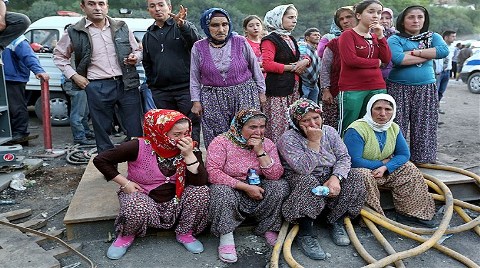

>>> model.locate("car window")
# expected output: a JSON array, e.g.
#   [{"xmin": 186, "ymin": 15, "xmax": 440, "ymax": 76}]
[
  {"xmin": 133, "ymin": 31, "xmax": 146, "ymax": 43},
  {"xmin": 24, "ymin": 29, "xmax": 59, "ymax": 53}
]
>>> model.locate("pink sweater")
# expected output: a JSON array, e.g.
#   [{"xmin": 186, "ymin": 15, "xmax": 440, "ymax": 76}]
[{"xmin": 206, "ymin": 136, "xmax": 284, "ymax": 188}]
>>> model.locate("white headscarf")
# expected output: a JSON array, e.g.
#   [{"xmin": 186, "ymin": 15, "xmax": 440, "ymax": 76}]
[
  {"xmin": 264, "ymin": 4, "xmax": 296, "ymax": 36},
  {"xmin": 361, "ymin": 94, "xmax": 397, "ymax": 132}
]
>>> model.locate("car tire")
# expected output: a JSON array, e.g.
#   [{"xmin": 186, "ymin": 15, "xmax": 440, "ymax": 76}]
[
  {"xmin": 467, "ymin": 72, "xmax": 480, "ymax": 94},
  {"xmin": 34, "ymin": 92, "xmax": 70, "ymax": 126}
]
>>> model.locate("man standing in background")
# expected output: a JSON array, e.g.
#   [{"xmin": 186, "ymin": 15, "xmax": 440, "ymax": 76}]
[
  {"xmin": 434, "ymin": 30, "xmax": 456, "ymax": 114},
  {"xmin": 142, "ymin": 0, "xmax": 201, "ymax": 143},
  {"xmin": 0, "ymin": 0, "xmax": 30, "ymax": 54},
  {"xmin": 300, "ymin": 28, "xmax": 321, "ymax": 102}
]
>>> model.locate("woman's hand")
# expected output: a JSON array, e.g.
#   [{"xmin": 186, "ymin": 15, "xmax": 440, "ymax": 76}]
[
  {"xmin": 177, "ymin": 137, "xmax": 194, "ymax": 157},
  {"xmin": 122, "ymin": 181, "xmax": 143, "ymax": 194},
  {"xmin": 259, "ymin": 93, "xmax": 267, "ymax": 107},
  {"xmin": 300, "ymin": 125, "xmax": 323, "ymax": 143},
  {"xmin": 369, "ymin": 21, "xmax": 384, "ymax": 39},
  {"xmin": 245, "ymin": 184, "xmax": 265, "ymax": 200},
  {"xmin": 292, "ymin": 59, "xmax": 309, "ymax": 75},
  {"xmin": 191, "ymin": 101, "xmax": 203, "ymax": 116},
  {"xmin": 247, "ymin": 134, "xmax": 264, "ymax": 155},
  {"xmin": 372, "ymin": 166, "xmax": 388, "ymax": 178},
  {"xmin": 322, "ymin": 88, "xmax": 333, "ymax": 105},
  {"xmin": 382, "ymin": 155, "xmax": 392, "ymax": 165},
  {"xmin": 324, "ymin": 175, "xmax": 341, "ymax": 197}
]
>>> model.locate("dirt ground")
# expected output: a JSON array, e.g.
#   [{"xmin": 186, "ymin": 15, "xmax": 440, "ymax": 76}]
[{"xmin": 0, "ymin": 79, "xmax": 479, "ymax": 267}]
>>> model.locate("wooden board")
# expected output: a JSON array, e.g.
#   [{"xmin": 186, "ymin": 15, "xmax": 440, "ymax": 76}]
[{"xmin": 419, "ymin": 167, "xmax": 476, "ymax": 185}]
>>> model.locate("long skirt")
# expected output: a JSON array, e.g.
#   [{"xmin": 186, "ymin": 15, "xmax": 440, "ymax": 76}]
[
  {"xmin": 359, "ymin": 161, "xmax": 435, "ymax": 220},
  {"xmin": 321, "ymin": 96, "xmax": 339, "ymax": 131},
  {"xmin": 200, "ymin": 80, "xmax": 260, "ymax": 148},
  {"xmin": 114, "ymin": 185, "xmax": 210, "ymax": 237},
  {"xmin": 263, "ymin": 82, "xmax": 300, "ymax": 144},
  {"xmin": 282, "ymin": 168, "xmax": 366, "ymax": 224},
  {"xmin": 387, "ymin": 82, "xmax": 438, "ymax": 163},
  {"xmin": 209, "ymin": 179, "xmax": 289, "ymax": 237}
]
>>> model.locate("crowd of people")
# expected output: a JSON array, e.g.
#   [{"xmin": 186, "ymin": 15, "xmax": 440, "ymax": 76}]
[{"xmin": 3, "ymin": 0, "xmax": 461, "ymax": 264}]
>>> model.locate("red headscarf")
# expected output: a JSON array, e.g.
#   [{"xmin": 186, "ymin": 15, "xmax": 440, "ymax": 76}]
[{"xmin": 143, "ymin": 109, "xmax": 195, "ymax": 201}]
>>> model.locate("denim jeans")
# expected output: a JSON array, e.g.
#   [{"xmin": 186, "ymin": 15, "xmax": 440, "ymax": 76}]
[
  {"xmin": 301, "ymin": 83, "xmax": 320, "ymax": 103},
  {"xmin": 66, "ymin": 86, "xmax": 91, "ymax": 141},
  {"xmin": 436, "ymin": 70, "xmax": 450, "ymax": 101}
]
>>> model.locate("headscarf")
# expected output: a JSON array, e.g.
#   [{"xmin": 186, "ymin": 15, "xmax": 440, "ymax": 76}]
[
  {"xmin": 287, "ymin": 98, "xmax": 323, "ymax": 133},
  {"xmin": 200, "ymin": 8, "xmax": 233, "ymax": 45},
  {"xmin": 396, "ymin": 6, "xmax": 433, "ymax": 49},
  {"xmin": 264, "ymin": 4, "xmax": 296, "ymax": 36},
  {"xmin": 360, "ymin": 94, "xmax": 397, "ymax": 132},
  {"xmin": 382, "ymin": 7, "xmax": 397, "ymax": 39},
  {"xmin": 329, "ymin": 20, "xmax": 342, "ymax": 37},
  {"xmin": 223, "ymin": 109, "xmax": 268, "ymax": 149},
  {"xmin": 143, "ymin": 109, "xmax": 196, "ymax": 200}
]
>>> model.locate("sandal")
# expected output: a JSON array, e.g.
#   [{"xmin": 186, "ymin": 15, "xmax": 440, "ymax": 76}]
[{"xmin": 218, "ymin": 244, "xmax": 237, "ymax": 263}]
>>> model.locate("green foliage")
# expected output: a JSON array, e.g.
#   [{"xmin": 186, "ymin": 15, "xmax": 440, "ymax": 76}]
[{"xmin": 25, "ymin": 1, "xmax": 60, "ymax": 22}]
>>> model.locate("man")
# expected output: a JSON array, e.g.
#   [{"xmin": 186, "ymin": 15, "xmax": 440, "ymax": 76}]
[
  {"xmin": 54, "ymin": 0, "xmax": 143, "ymax": 153},
  {"xmin": 434, "ymin": 30, "xmax": 456, "ymax": 111},
  {"xmin": 0, "ymin": 0, "xmax": 30, "ymax": 54},
  {"xmin": 456, "ymin": 43, "xmax": 473, "ymax": 81},
  {"xmin": 142, "ymin": 0, "xmax": 201, "ymax": 142},
  {"xmin": 300, "ymin": 27, "xmax": 321, "ymax": 102},
  {"xmin": 3, "ymin": 35, "xmax": 49, "ymax": 145}
]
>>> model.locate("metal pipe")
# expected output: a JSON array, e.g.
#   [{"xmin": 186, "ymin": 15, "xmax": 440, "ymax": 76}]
[{"xmin": 40, "ymin": 79, "xmax": 52, "ymax": 150}]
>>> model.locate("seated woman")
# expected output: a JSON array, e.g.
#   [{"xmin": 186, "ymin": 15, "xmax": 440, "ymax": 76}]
[
  {"xmin": 343, "ymin": 94, "xmax": 436, "ymax": 227},
  {"xmin": 93, "ymin": 109, "xmax": 210, "ymax": 260},
  {"xmin": 207, "ymin": 109, "xmax": 288, "ymax": 263},
  {"xmin": 277, "ymin": 99, "xmax": 366, "ymax": 261}
]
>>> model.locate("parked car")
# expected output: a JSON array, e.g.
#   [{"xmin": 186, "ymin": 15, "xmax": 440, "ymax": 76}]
[
  {"xmin": 460, "ymin": 51, "xmax": 480, "ymax": 94},
  {"xmin": 24, "ymin": 16, "xmax": 153, "ymax": 126}
]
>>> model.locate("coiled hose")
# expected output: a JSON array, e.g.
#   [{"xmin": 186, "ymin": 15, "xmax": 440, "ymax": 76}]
[{"xmin": 66, "ymin": 144, "xmax": 97, "ymax": 165}]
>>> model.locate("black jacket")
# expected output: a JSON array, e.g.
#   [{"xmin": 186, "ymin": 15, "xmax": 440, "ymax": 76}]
[{"xmin": 142, "ymin": 18, "xmax": 201, "ymax": 91}]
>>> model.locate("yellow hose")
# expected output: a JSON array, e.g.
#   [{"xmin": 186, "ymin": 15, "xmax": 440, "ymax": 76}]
[
  {"xmin": 344, "ymin": 217, "xmax": 378, "ymax": 264},
  {"xmin": 270, "ymin": 221, "xmax": 290, "ymax": 268},
  {"xmin": 282, "ymin": 224, "xmax": 303, "ymax": 268}
]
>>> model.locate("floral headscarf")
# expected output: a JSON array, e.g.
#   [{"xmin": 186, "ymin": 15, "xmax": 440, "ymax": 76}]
[
  {"xmin": 287, "ymin": 98, "xmax": 323, "ymax": 133},
  {"xmin": 396, "ymin": 6, "xmax": 433, "ymax": 49},
  {"xmin": 360, "ymin": 94, "xmax": 397, "ymax": 132},
  {"xmin": 223, "ymin": 109, "xmax": 268, "ymax": 149},
  {"xmin": 143, "ymin": 109, "xmax": 195, "ymax": 200},
  {"xmin": 264, "ymin": 4, "xmax": 296, "ymax": 36},
  {"xmin": 200, "ymin": 8, "xmax": 233, "ymax": 45}
]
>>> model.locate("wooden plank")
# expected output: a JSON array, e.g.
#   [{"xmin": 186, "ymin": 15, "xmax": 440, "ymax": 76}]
[
  {"xmin": 419, "ymin": 168, "xmax": 475, "ymax": 185},
  {"xmin": 0, "ymin": 208, "xmax": 32, "ymax": 221},
  {"xmin": 28, "ymin": 229, "xmax": 65, "ymax": 243},
  {"xmin": 47, "ymin": 242, "xmax": 82, "ymax": 259},
  {"xmin": 17, "ymin": 218, "xmax": 47, "ymax": 229}
]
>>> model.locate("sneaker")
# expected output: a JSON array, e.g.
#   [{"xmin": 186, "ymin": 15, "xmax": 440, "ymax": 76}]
[
  {"xmin": 74, "ymin": 139, "xmax": 96, "ymax": 145},
  {"xmin": 107, "ymin": 235, "xmax": 134, "ymax": 260},
  {"xmin": 396, "ymin": 213, "xmax": 438, "ymax": 228},
  {"xmin": 330, "ymin": 221, "xmax": 350, "ymax": 246},
  {"xmin": 176, "ymin": 233, "xmax": 204, "ymax": 254},
  {"xmin": 296, "ymin": 235, "xmax": 326, "ymax": 260}
]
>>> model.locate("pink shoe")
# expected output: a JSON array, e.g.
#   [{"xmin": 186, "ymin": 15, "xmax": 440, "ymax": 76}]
[
  {"xmin": 107, "ymin": 235, "xmax": 135, "ymax": 260},
  {"xmin": 218, "ymin": 244, "xmax": 237, "ymax": 263},
  {"xmin": 265, "ymin": 231, "xmax": 278, "ymax": 246},
  {"xmin": 176, "ymin": 232, "xmax": 204, "ymax": 254}
]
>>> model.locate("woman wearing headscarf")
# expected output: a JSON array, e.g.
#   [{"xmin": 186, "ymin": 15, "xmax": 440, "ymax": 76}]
[
  {"xmin": 277, "ymin": 99, "xmax": 366, "ymax": 260},
  {"xmin": 207, "ymin": 109, "xmax": 288, "ymax": 263},
  {"xmin": 93, "ymin": 109, "xmax": 210, "ymax": 260},
  {"xmin": 261, "ymin": 4, "xmax": 308, "ymax": 143},
  {"xmin": 379, "ymin": 7, "xmax": 397, "ymax": 80},
  {"xmin": 190, "ymin": 8, "xmax": 266, "ymax": 148},
  {"xmin": 387, "ymin": 5, "xmax": 448, "ymax": 164},
  {"xmin": 343, "ymin": 94, "xmax": 436, "ymax": 227},
  {"xmin": 319, "ymin": 6, "xmax": 356, "ymax": 130}
]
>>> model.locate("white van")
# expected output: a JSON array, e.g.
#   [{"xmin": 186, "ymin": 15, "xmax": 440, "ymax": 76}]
[{"xmin": 24, "ymin": 16, "xmax": 154, "ymax": 125}]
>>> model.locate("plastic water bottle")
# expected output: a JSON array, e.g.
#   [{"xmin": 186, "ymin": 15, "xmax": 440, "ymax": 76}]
[
  {"xmin": 312, "ymin": 186, "xmax": 330, "ymax": 196},
  {"xmin": 246, "ymin": 168, "xmax": 261, "ymax": 186}
]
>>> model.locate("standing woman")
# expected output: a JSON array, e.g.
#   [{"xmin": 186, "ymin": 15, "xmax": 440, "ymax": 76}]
[
  {"xmin": 387, "ymin": 6, "xmax": 448, "ymax": 163},
  {"xmin": 261, "ymin": 4, "xmax": 309, "ymax": 143},
  {"xmin": 243, "ymin": 15, "xmax": 264, "ymax": 64},
  {"xmin": 337, "ymin": 0, "xmax": 392, "ymax": 135},
  {"xmin": 190, "ymin": 8, "xmax": 266, "ymax": 148}
]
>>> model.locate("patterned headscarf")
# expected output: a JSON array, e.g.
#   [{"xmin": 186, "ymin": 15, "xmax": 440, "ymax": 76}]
[
  {"xmin": 360, "ymin": 94, "xmax": 397, "ymax": 132},
  {"xmin": 200, "ymin": 8, "xmax": 233, "ymax": 45},
  {"xmin": 264, "ymin": 4, "xmax": 297, "ymax": 36},
  {"xmin": 287, "ymin": 98, "xmax": 323, "ymax": 132},
  {"xmin": 143, "ymin": 109, "xmax": 195, "ymax": 200},
  {"xmin": 396, "ymin": 6, "xmax": 433, "ymax": 49},
  {"xmin": 223, "ymin": 109, "xmax": 268, "ymax": 149}
]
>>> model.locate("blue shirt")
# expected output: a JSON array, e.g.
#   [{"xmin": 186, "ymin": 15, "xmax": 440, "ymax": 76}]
[
  {"xmin": 344, "ymin": 127, "xmax": 410, "ymax": 174},
  {"xmin": 2, "ymin": 36, "xmax": 45, "ymax": 83},
  {"xmin": 387, "ymin": 32, "xmax": 449, "ymax": 85}
]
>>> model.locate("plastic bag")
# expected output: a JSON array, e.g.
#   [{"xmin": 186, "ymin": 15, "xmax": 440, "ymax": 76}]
[{"xmin": 10, "ymin": 173, "xmax": 27, "ymax": 191}]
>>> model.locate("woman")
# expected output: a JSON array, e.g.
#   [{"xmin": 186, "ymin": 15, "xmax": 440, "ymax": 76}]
[
  {"xmin": 277, "ymin": 99, "xmax": 366, "ymax": 260},
  {"xmin": 207, "ymin": 109, "xmax": 288, "ymax": 263},
  {"xmin": 338, "ymin": 0, "xmax": 392, "ymax": 135},
  {"xmin": 320, "ymin": 6, "xmax": 356, "ymax": 130},
  {"xmin": 343, "ymin": 94, "xmax": 436, "ymax": 227},
  {"xmin": 379, "ymin": 7, "xmax": 397, "ymax": 80},
  {"xmin": 190, "ymin": 8, "xmax": 266, "ymax": 148},
  {"xmin": 243, "ymin": 15, "xmax": 264, "ymax": 63},
  {"xmin": 387, "ymin": 5, "xmax": 448, "ymax": 163},
  {"xmin": 93, "ymin": 109, "xmax": 209, "ymax": 260},
  {"xmin": 261, "ymin": 4, "xmax": 309, "ymax": 143}
]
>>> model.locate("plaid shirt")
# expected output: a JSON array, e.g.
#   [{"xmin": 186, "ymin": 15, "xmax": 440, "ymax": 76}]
[{"xmin": 301, "ymin": 43, "xmax": 321, "ymax": 87}]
